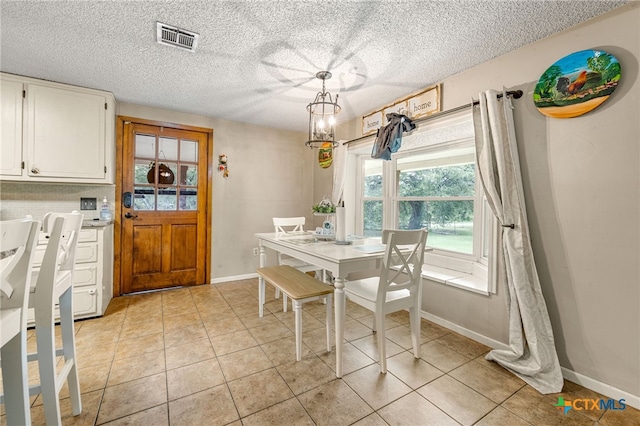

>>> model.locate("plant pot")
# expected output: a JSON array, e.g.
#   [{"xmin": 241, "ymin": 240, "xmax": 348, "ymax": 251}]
[{"xmin": 147, "ymin": 162, "xmax": 175, "ymax": 185}]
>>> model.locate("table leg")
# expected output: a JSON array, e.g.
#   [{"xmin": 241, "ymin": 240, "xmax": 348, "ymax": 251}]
[
  {"xmin": 334, "ymin": 276, "xmax": 346, "ymax": 378},
  {"xmin": 326, "ymin": 293, "xmax": 333, "ymax": 353}
]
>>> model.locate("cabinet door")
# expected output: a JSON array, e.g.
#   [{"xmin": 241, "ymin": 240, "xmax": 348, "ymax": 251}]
[
  {"xmin": 26, "ymin": 84, "xmax": 106, "ymax": 179},
  {"xmin": 73, "ymin": 287, "xmax": 98, "ymax": 318},
  {"xmin": 1, "ymin": 78, "xmax": 24, "ymax": 176}
]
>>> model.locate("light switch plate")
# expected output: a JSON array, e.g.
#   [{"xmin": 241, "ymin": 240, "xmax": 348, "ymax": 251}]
[{"xmin": 81, "ymin": 197, "xmax": 97, "ymax": 210}]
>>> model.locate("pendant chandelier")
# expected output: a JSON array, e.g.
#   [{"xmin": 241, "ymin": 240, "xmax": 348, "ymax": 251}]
[{"xmin": 306, "ymin": 71, "xmax": 341, "ymax": 148}]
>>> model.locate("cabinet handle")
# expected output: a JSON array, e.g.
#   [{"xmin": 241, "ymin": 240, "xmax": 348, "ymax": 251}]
[{"xmin": 31, "ymin": 167, "xmax": 40, "ymax": 174}]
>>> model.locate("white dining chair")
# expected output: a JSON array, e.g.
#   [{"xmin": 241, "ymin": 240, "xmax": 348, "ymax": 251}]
[
  {"xmin": 27, "ymin": 211, "xmax": 84, "ymax": 425},
  {"xmin": 344, "ymin": 228, "xmax": 427, "ymax": 373},
  {"xmin": 272, "ymin": 217, "xmax": 326, "ymax": 311},
  {"xmin": 1, "ymin": 218, "xmax": 40, "ymax": 426}
]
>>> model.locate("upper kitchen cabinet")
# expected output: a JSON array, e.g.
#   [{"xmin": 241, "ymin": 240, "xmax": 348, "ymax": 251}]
[
  {"xmin": 0, "ymin": 73, "xmax": 116, "ymax": 184},
  {"xmin": 0, "ymin": 77, "xmax": 23, "ymax": 176}
]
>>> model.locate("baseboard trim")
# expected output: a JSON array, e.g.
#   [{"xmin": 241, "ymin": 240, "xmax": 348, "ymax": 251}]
[
  {"xmin": 421, "ymin": 310, "xmax": 639, "ymax": 410},
  {"xmin": 210, "ymin": 273, "xmax": 258, "ymax": 284},
  {"xmin": 560, "ymin": 367, "xmax": 640, "ymax": 410},
  {"xmin": 420, "ymin": 310, "xmax": 511, "ymax": 352}
]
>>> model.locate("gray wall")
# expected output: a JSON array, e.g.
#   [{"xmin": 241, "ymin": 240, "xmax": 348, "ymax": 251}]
[{"xmin": 327, "ymin": 3, "xmax": 639, "ymax": 403}]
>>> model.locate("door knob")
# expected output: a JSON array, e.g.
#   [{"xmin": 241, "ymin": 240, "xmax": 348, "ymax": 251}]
[
  {"xmin": 124, "ymin": 212, "xmax": 138, "ymax": 219},
  {"xmin": 31, "ymin": 167, "xmax": 40, "ymax": 174}
]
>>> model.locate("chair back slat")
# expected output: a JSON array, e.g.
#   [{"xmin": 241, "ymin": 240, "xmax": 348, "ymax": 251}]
[
  {"xmin": 377, "ymin": 229, "xmax": 428, "ymax": 301},
  {"xmin": 42, "ymin": 211, "xmax": 83, "ymax": 272},
  {"xmin": 1, "ymin": 218, "xmax": 40, "ymax": 309},
  {"xmin": 273, "ymin": 217, "xmax": 306, "ymax": 236},
  {"xmin": 34, "ymin": 212, "xmax": 83, "ymax": 308}
]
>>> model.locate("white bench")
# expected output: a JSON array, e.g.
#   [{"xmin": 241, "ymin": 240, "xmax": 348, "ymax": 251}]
[{"xmin": 257, "ymin": 265, "xmax": 333, "ymax": 361}]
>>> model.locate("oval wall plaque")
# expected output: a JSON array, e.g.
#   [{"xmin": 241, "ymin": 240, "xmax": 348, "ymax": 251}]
[{"xmin": 533, "ymin": 49, "xmax": 620, "ymax": 118}]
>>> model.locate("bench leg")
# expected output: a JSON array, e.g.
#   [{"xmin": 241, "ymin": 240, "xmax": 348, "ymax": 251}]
[
  {"xmin": 325, "ymin": 294, "xmax": 333, "ymax": 353},
  {"xmin": 258, "ymin": 276, "xmax": 265, "ymax": 317},
  {"xmin": 293, "ymin": 300, "xmax": 302, "ymax": 361}
]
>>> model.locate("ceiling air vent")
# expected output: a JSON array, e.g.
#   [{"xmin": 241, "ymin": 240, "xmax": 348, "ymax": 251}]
[{"xmin": 156, "ymin": 22, "xmax": 199, "ymax": 52}]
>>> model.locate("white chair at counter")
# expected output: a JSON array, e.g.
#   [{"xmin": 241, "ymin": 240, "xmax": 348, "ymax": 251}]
[
  {"xmin": 0, "ymin": 218, "xmax": 40, "ymax": 426},
  {"xmin": 344, "ymin": 228, "xmax": 427, "ymax": 373},
  {"xmin": 28, "ymin": 211, "xmax": 83, "ymax": 425},
  {"xmin": 273, "ymin": 217, "xmax": 326, "ymax": 311}
]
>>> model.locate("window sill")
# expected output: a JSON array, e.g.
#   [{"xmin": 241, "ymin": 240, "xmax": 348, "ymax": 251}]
[{"xmin": 421, "ymin": 264, "xmax": 490, "ymax": 296}]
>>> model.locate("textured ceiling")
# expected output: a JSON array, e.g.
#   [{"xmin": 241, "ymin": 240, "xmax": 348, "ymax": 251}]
[{"xmin": 0, "ymin": 0, "xmax": 629, "ymax": 133}]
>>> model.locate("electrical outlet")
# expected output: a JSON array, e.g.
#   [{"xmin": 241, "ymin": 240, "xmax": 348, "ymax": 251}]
[
  {"xmin": 80, "ymin": 197, "xmax": 97, "ymax": 210},
  {"xmin": 253, "ymin": 247, "xmax": 259, "ymax": 256}
]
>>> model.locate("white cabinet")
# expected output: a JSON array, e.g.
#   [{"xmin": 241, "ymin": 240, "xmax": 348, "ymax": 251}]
[
  {"xmin": 0, "ymin": 72, "xmax": 115, "ymax": 184},
  {"xmin": 0, "ymin": 78, "xmax": 23, "ymax": 176},
  {"xmin": 27, "ymin": 224, "xmax": 114, "ymax": 326}
]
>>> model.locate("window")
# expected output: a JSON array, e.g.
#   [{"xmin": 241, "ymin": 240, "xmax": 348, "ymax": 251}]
[
  {"xmin": 133, "ymin": 134, "xmax": 199, "ymax": 211},
  {"xmin": 359, "ymin": 158, "xmax": 384, "ymax": 237},
  {"xmin": 394, "ymin": 143, "xmax": 478, "ymax": 256},
  {"xmin": 351, "ymin": 119, "xmax": 496, "ymax": 295}
]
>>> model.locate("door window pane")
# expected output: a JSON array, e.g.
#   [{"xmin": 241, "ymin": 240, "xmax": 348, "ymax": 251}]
[
  {"xmin": 135, "ymin": 134, "xmax": 155, "ymax": 159},
  {"xmin": 134, "ymin": 160, "xmax": 153, "ymax": 185},
  {"xmin": 159, "ymin": 137, "xmax": 178, "ymax": 161},
  {"xmin": 158, "ymin": 188, "xmax": 177, "ymax": 210},
  {"xmin": 178, "ymin": 164, "xmax": 197, "ymax": 186},
  {"xmin": 134, "ymin": 186, "xmax": 155, "ymax": 210},
  {"xmin": 181, "ymin": 139, "xmax": 198, "ymax": 162},
  {"xmin": 179, "ymin": 188, "xmax": 198, "ymax": 210}
]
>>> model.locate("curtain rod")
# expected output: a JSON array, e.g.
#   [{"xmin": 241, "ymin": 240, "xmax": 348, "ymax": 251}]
[{"xmin": 343, "ymin": 89, "xmax": 523, "ymax": 145}]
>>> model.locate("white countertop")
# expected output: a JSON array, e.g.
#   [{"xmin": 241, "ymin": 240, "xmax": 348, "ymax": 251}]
[{"xmin": 82, "ymin": 219, "xmax": 114, "ymax": 228}]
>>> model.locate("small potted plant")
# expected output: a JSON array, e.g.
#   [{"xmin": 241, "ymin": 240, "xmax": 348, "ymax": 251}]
[{"xmin": 312, "ymin": 195, "xmax": 335, "ymax": 214}]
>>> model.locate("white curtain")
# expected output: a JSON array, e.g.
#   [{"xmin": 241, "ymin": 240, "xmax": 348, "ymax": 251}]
[
  {"xmin": 473, "ymin": 89, "xmax": 563, "ymax": 394},
  {"xmin": 331, "ymin": 141, "xmax": 348, "ymax": 206}
]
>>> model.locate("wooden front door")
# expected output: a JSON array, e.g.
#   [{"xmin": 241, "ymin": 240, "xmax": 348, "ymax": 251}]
[{"xmin": 118, "ymin": 118, "xmax": 211, "ymax": 294}]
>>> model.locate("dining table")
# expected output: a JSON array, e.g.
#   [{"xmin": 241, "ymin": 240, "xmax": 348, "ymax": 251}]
[{"xmin": 256, "ymin": 231, "xmax": 388, "ymax": 378}]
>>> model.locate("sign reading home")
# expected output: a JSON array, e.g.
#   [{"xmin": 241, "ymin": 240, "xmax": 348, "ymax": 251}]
[
  {"xmin": 407, "ymin": 85, "xmax": 440, "ymax": 119},
  {"xmin": 361, "ymin": 84, "xmax": 441, "ymax": 136},
  {"xmin": 362, "ymin": 110, "xmax": 383, "ymax": 136}
]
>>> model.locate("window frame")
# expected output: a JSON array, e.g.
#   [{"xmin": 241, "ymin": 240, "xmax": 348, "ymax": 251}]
[{"xmin": 349, "ymin": 115, "xmax": 497, "ymax": 295}]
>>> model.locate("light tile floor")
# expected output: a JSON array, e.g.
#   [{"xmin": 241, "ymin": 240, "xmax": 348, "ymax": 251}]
[{"xmin": 1, "ymin": 278, "xmax": 638, "ymax": 425}]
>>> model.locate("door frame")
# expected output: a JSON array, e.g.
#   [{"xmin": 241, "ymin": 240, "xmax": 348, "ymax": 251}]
[{"xmin": 114, "ymin": 115, "xmax": 213, "ymax": 296}]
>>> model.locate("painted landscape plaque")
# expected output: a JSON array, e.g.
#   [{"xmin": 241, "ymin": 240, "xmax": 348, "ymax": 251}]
[{"xmin": 533, "ymin": 49, "xmax": 620, "ymax": 118}]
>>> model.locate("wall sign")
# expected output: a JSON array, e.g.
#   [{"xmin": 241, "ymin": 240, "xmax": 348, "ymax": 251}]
[
  {"xmin": 361, "ymin": 84, "xmax": 441, "ymax": 135},
  {"xmin": 362, "ymin": 111, "xmax": 383, "ymax": 136},
  {"xmin": 383, "ymin": 101, "xmax": 408, "ymax": 125},
  {"xmin": 408, "ymin": 85, "xmax": 440, "ymax": 119}
]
